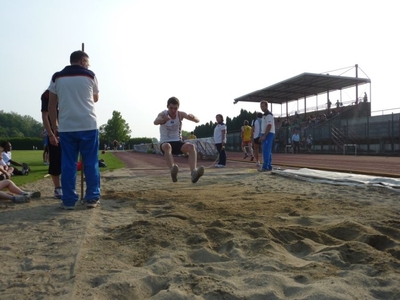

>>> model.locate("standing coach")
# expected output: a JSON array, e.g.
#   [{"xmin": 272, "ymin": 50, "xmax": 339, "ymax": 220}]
[{"xmin": 48, "ymin": 50, "xmax": 100, "ymax": 210}]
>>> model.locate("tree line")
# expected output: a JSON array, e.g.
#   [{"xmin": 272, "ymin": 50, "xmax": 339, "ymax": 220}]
[
  {"xmin": 193, "ymin": 109, "xmax": 258, "ymax": 138},
  {"xmin": 0, "ymin": 111, "xmax": 43, "ymax": 138}
]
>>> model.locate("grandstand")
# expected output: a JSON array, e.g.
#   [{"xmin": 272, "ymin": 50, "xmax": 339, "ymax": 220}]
[{"xmin": 233, "ymin": 65, "xmax": 399, "ymax": 156}]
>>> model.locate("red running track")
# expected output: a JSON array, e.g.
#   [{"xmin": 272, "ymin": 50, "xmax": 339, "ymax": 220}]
[{"xmin": 112, "ymin": 151, "xmax": 400, "ymax": 178}]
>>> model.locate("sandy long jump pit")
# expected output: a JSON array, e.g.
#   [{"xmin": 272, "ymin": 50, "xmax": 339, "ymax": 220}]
[{"xmin": 0, "ymin": 156, "xmax": 399, "ymax": 299}]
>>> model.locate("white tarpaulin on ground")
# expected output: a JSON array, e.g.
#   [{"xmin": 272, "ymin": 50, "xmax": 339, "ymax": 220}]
[{"xmin": 273, "ymin": 168, "xmax": 400, "ymax": 192}]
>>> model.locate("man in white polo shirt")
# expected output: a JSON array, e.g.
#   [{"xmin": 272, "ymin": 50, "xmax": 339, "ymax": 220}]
[
  {"xmin": 259, "ymin": 100, "xmax": 275, "ymax": 172},
  {"xmin": 48, "ymin": 50, "xmax": 100, "ymax": 210}
]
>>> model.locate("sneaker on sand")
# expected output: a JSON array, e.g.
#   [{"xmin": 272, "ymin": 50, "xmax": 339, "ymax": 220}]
[
  {"xmin": 170, "ymin": 164, "xmax": 179, "ymax": 182},
  {"xmin": 60, "ymin": 202, "xmax": 75, "ymax": 210},
  {"xmin": 86, "ymin": 200, "xmax": 100, "ymax": 209},
  {"xmin": 23, "ymin": 191, "xmax": 41, "ymax": 199},
  {"xmin": 215, "ymin": 164, "xmax": 225, "ymax": 168},
  {"xmin": 251, "ymin": 156, "xmax": 254, "ymax": 161},
  {"xmin": 243, "ymin": 153, "xmax": 248, "ymax": 159},
  {"xmin": 13, "ymin": 194, "xmax": 30, "ymax": 204},
  {"xmin": 54, "ymin": 187, "xmax": 63, "ymax": 199},
  {"xmin": 256, "ymin": 161, "xmax": 261, "ymax": 167},
  {"xmin": 191, "ymin": 166, "xmax": 205, "ymax": 183}
]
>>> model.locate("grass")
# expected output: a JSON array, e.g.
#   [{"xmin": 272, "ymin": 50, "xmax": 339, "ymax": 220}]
[{"xmin": 8, "ymin": 150, "xmax": 125, "ymax": 187}]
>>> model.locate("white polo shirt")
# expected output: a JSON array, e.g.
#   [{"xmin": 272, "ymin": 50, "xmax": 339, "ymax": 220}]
[
  {"xmin": 214, "ymin": 123, "xmax": 227, "ymax": 144},
  {"xmin": 261, "ymin": 111, "xmax": 275, "ymax": 134},
  {"xmin": 49, "ymin": 65, "xmax": 99, "ymax": 132}
]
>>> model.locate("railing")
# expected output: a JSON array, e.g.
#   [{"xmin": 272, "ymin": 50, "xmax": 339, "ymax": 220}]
[
  {"xmin": 371, "ymin": 107, "xmax": 400, "ymax": 116},
  {"xmin": 274, "ymin": 100, "xmax": 356, "ymax": 118},
  {"xmin": 331, "ymin": 125, "xmax": 345, "ymax": 151}
]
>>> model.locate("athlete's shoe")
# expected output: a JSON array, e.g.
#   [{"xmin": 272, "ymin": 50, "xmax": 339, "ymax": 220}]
[
  {"xmin": 215, "ymin": 164, "xmax": 226, "ymax": 168},
  {"xmin": 13, "ymin": 194, "xmax": 30, "ymax": 204},
  {"xmin": 23, "ymin": 191, "xmax": 41, "ymax": 199},
  {"xmin": 191, "ymin": 166, "xmax": 204, "ymax": 183},
  {"xmin": 86, "ymin": 200, "xmax": 100, "ymax": 209},
  {"xmin": 54, "ymin": 187, "xmax": 63, "ymax": 199},
  {"xmin": 170, "ymin": 164, "xmax": 179, "ymax": 182},
  {"xmin": 243, "ymin": 153, "xmax": 248, "ymax": 159},
  {"xmin": 250, "ymin": 156, "xmax": 254, "ymax": 161},
  {"xmin": 60, "ymin": 203, "xmax": 75, "ymax": 210}
]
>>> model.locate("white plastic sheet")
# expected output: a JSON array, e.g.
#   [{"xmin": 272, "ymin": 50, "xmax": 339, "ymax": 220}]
[{"xmin": 273, "ymin": 168, "xmax": 400, "ymax": 191}]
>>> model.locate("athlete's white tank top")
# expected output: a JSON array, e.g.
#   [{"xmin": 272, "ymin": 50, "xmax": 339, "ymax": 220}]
[{"xmin": 159, "ymin": 110, "xmax": 182, "ymax": 143}]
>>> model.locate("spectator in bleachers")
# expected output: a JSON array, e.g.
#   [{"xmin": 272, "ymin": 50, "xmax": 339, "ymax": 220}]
[
  {"xmin": 363, "ymin": 92, "xmax": 368, "ymax": 102},
  {"xmin": 291, "ymin": 129, "xmax": 300, "ymax": 154},
  {"xmin": 306, "ymin": 134, "xmax": 313, "ymax": 152},
  {"xmin": 300, "ymin": 137, "xmax": 306, "ymax": 152}
]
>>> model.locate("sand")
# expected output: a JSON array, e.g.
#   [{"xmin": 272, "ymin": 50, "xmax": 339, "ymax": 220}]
[{"xmin": 0, "ymin": 165, "xmax": 399, "ymax": 300}]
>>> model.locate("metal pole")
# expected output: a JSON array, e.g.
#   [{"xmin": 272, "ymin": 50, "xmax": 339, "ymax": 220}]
[
  {"xmin": 80, "ymin": 42, "xmax": 85, "ymax": 202},
  {"xmin": 355, "ymin": 64, "xmax": 359, "ymax": 103}
]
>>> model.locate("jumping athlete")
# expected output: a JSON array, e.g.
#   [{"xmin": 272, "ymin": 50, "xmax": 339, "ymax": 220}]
[{"xmin": 154, "ymin": 97, "xmax": 204, "ymax": 183}]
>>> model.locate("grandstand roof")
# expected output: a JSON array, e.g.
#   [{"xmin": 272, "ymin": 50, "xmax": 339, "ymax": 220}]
[{"xmin": 234, "ymin": 72, "xmax": 371, "ymax": 105}]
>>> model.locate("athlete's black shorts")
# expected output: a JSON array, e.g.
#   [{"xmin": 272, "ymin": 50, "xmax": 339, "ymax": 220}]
[
  {"xmin": 160, "ymin": 141, "xmax": 185, "ymax": 155},
  {"xmin": 254, "ymin": 137, "xmax": 261, "ymax": 145}
]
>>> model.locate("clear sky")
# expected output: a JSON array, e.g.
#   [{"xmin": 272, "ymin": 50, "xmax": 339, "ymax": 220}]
[{"xmin": 1, "ymin": 0, "xmax": 399, "ymax": 139}]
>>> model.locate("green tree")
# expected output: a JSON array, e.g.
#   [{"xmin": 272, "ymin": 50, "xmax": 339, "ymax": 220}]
[
  {"xmin": 0, "ymin": 111, "xmax": 43, "ymax": 138},
  {"xmin": 101, "ymin": 111, "xmax": 131, "ymax": 145}
]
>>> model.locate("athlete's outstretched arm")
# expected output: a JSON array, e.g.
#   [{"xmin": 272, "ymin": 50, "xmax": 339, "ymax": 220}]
[{"xmin": 180, "ymin": 111, "xmax": 199, "ymax": 123}]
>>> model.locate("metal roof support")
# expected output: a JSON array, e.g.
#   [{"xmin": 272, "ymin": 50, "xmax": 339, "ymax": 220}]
[
  {"xmin": 286, "ymin": 101, "xmax": 288, "ymax": 118},
  {"xmin": 327, "ymin": 90, "xmax": 331, "ymax": 114},
  {"xmin": 355, "ymin": 64, "xmax": 359, "ymax": 102}
]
